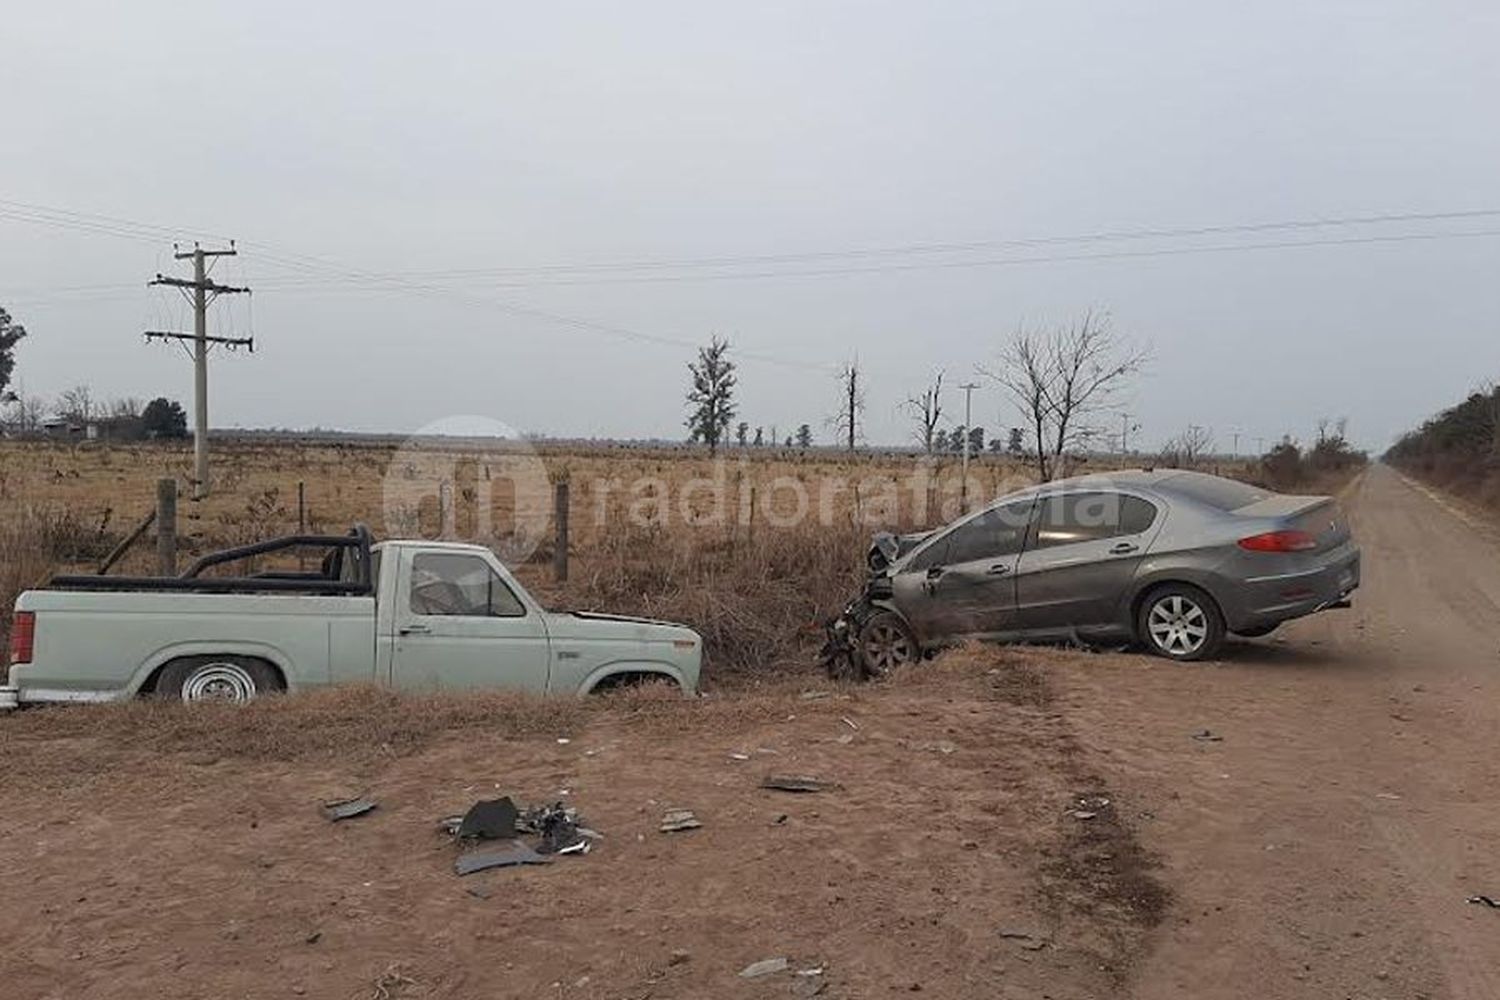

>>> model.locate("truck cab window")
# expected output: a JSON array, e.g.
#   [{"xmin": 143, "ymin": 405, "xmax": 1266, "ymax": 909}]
[{"xmin": 409, "ymin": 553, "xmax": 525, "ymax": 618}]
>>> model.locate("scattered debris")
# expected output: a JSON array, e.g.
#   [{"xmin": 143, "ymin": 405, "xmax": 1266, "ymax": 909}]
[
  {"xmin": 728, "ymin": 752, "xmax": 751, "ymax": 761},
  {"xmin": 668, "ymin": 949, "xmax": 691, "ymax": 966},
  {"xmin": 793, "ymin": 976, "xmax": 827, "ymax": 997},
  {"xmin": 456, "ymin": 797, "xmax": 519, "ymax": 840},
  {"xmin": 921, "ymin": 740, "xmax": 958, "ymax": 755},
  {"xmin": 1067, "ymin": 793, "xmax": 1111, "ymax": 820},
  {"xmin": 520, "ymin": 802, "xmax": 587, "ymax": 854},
  {"xmin": 1375, "ymin": 792, "xmax": 1402, "ymax": 801},
  {"xmin": 556, "ymin": 737, "xmax": 571, "ymax": 745},
  {"xmin": 836, "ymin": 733, "xmax": 855, "ymax": 745},
  {"xmin": 762, "ymin": 774, "xmax": 842, "ymax": 794},
  {"xmin": 771, "ymin": 813, "xmax": 789, "ymax": 826},
  {"xmin": 454, "ymin": 841, "xmax": 552, "ymax": 876},
  {"xmin": 371, "ymin": 963, "xmax": 417, "ymax": 1000},
  {"xmin": 660, "ymin": 809, "xmax": 702, "ymax": 833},
  {"xmin": 1191, "ymin": 729, "xmax": 1224, "ymax": 742},
  {"xmin": 1468, "ymin": 894, "xmax": 1500, "ymax": 908},
  {"xmin": 800, "ymin": 690, "xmax": 831, "ymax": 701},
  {"xmin": 320, "ymin": 795, "xmax": 377, "ymax": 823},
  {"xmin": 840, "ymin": 716, "xmax": 860, "ymax": 731},
  {"xmin": 304, "ymin": 930, "xmax": 322, "ymax": 945},
  {"xmin": 739, "ymin": 957, "xmax": 789, "ymax": 978},
  {"xmin": 465, "ymin": 886, "xmax": 493, "ymax": 900}
]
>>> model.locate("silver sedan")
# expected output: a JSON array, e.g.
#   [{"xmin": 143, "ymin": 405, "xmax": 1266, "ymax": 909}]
[{"xmin": 822, "ymin": 469, "xmax": 1360, "ymax": 676}]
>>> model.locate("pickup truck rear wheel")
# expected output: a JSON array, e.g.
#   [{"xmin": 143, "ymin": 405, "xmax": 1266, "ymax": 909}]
[{"xmin": 154, "ymin": 656, "xmax": 281, "ymax": 704}]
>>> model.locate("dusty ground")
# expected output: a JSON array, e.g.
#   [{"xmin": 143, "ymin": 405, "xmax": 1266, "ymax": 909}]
[
  {"xmin": 3, "ymin": 462, "xmax": 1499, "ymax": 999},
  {"xmin": 0, "ymin": 652, "xmax": 1165, "ymax": 1000}
]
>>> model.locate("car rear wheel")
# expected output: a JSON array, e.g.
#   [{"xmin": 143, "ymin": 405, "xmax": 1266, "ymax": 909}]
[
  {"xmin": 1138, "ymin": 585, "xmax": 1225, "ymax": 661},
  {"xmin": 154, "ymin": 656, "xmax": 281, "ymax": 704},
  {"xmin": 857, "ymin": 611, "xmax": 919, "ymax": 678}
]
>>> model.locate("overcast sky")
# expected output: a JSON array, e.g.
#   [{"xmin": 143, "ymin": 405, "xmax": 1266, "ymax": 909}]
[{"xmin": 3, "ymin": 1, "xmax": 1497, "ymax": 452}]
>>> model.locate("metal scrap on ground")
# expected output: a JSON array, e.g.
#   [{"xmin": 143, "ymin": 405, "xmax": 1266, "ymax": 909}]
[
  {"xmin": 738, "ymin": 957, "xmax": 789, "ymax": 978},
  {"xmin": 319, "ymin": 796, "xmax": 377, "ymax": 822},
  {"xmin": 761, "ymin": 774, "xmax": 842, "ymax": 793},
  {"xmin": 660, "ymin": 809, "xmax": 702, "ymax": 833}
]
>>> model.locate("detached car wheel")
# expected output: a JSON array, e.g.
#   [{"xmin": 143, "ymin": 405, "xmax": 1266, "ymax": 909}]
[
  {"xmin": 155, "ymin": 656, "xmax": 280, "ymax": 704},
  {"xmin": 858, "ymin": 611, "xmax": 919, "ymax": 678},
  {"xmin": 1138, "ymin": 585, "xmax": 1225, "ymax": 662}
]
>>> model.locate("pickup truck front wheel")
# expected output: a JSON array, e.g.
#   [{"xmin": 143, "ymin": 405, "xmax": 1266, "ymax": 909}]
[{"xmin": 154, "ymin": 656, "xmax": 282, "ymax": 704}]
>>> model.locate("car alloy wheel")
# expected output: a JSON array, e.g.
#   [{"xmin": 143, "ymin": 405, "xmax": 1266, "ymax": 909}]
[
  {"xmin": 1147, "ymin": 594, "xmax": 1209, "ymax": 657},
  {"xmin": 859, "ymin": 613, "xmax": 917, "ymax": 677}
]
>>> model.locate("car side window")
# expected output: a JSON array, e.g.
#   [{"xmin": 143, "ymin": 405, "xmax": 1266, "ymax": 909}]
[
  {"xmin": 1032, "ymin": 493, "xmax": 1158, "ymax": 549},
  {"xmin": 409, "ymin": 552, "xmax": 526, "ymax": 617},
  {"xmin": 916, "ymin": 500, "xmax": 1034, "ymax": 568}
]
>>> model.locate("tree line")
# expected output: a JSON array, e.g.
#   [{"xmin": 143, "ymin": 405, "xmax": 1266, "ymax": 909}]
[
  {"xmin": 683, "ymin": 312, "xmax": 1147, "ymax": 480},
  {"xmin": 0, "ymin": 305, "xmax": 189, "ymax": 439}
]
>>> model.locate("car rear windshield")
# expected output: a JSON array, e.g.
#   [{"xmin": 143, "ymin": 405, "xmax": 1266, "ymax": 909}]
[{"xmin": 1161, "ymin": 471, "xmax": 1273, "ymax": 511}]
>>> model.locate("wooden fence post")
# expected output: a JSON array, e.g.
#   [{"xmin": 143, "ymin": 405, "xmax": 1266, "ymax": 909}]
[
  {"xmin": 156, "ymin": 478, "xmax": 177, "ymax": 576},
  {"xmin": 553, "ymin": 481, "xmax": 570, "ymax": 582}
]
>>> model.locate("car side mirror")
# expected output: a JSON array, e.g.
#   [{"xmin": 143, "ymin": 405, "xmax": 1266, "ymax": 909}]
[{"xmin": 925, "ymin": 565, "xmax": 944, "ymax": 579}]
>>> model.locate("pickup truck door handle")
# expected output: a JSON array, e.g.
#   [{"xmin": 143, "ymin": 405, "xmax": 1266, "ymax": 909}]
[
  {"xmin": 986, "ymin": 563, "xmax": 1010, "ymax": 575},
  {"xmin": 1109, "ymin": 542, "xmax": 1140, "ymax": 555},
  {"xmin": 398, "ymin": 624, "xmax": 431, "ymax": 636}
]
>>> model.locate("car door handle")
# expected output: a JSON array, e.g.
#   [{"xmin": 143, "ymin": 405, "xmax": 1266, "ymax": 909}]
[
  {"xmin": 987, "ymin": 563, "xmax": 1010, "ymax": 575},
  {"xmin": 399, "ymin": 624, "xmax": 431, "ymax": 636},
  {"xmin": 1109, "ymin": 542, "xmax": 1139, "ymax": 555}
]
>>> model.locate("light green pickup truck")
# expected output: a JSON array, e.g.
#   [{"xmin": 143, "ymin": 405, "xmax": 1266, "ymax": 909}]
[{"xmin": 2, "ymin": 526, "xmax": 701, "ymax": 707}]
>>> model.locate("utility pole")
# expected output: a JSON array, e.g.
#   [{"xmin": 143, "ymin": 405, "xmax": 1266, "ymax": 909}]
[
  {"xmin": 959, "ymin": 382, "xmax": 979, "ymax": 513},
  {"xmin": 1231, "ymin": 431, "xmax": 1241, "ymax": 456},
  {"xmin": 145, "ymin": 242, "xmax": 252, "ymax": 499}
]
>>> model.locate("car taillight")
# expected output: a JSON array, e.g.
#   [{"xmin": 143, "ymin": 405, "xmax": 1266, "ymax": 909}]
[
  {"xmin": 8, "ymin": 611, "xmax": 35, "ymax": 665},
  {"xmin": 1238, "ymin": 530, "xmax": 1318, "ymax": 553}
]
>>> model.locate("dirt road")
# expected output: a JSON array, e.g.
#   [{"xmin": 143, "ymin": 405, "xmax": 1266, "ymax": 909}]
[{"xmin": 1055, "ymin": 462, "xmax": 1500, "ymax": 998}]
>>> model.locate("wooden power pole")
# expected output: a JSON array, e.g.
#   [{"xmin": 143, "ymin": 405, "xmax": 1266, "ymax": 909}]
[{"xmin": 145, "ymin": 242, "xmax": 252, "ymax": 499}]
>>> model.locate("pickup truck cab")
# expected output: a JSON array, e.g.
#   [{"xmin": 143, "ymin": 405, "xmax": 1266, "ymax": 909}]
[{"xmin": 2, "ymin": 526, "xmax": 701, "ymax": 707}]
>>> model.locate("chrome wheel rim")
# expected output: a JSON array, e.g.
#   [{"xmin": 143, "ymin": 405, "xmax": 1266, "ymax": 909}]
[
  {"xmin": 1148, "ymin": 595, "xmax": 1209, "ymax": 656},
  {"xmin": 862, "ymin": 621, "xmax": 914, "ymax": 674},
  {"xmin": 182, "ymin": 662, "xmax": 257, "ymax": 703}
]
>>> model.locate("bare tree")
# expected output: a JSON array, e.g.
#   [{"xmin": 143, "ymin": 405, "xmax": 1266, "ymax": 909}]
[
  {"xmin": 56, "ymin": 384, "xmax": 95, "ymax": 424},
  {"xmin": 3, "ymin": 392, "xmax": 45, "ymax": 432},
  {"xmin": 829, "ymin": 361, "xmax": 865, "ymax": 453},
  {"xmin": 904, "ymin": 370, "xmax": 944, "ymax": 453},
  {"xmin": 980, "ymin": 312, "xmax": 1148, "ymax": 481},
  {"xmin": 684, "ymin": 336, "xmax": 737, "ymax": 454},
  {"xmin": 1160, "ymin": 424, "xmax": 1216, "ymax": 468},
  {"xmin": 107, "ymin": 397, "xmax": 144, "ymax": 419}
]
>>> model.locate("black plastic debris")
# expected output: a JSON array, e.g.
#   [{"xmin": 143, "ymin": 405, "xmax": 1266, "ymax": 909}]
[
  {"xmin": 761, "ymin": 774, "xmax": 842, "ymax": 794},
  {"xmin": 520, "ymin": 802, "xmax": 586, "ymax": 854},
  {"xmin": 320, "ymin": 796, "xmax": 377, "ymax": 822},
  {"xmin": 457, "ymin": 797, "xmax": 519, "ymax": 840},
  {"xmin": 1191, "ymin": 729, "xmax": 1224, "ymax": 742},
  {"xmin": 1468, "ymin": 894, "xmax": 1500, "ymax": 908},
  {"xmin": 455, "ymin": 841, "xmax": 552, "ymax": 876}
]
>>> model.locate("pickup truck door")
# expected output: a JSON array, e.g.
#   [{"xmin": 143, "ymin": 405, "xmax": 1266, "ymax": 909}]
[{"xmin": 390, "ymin": 549, "xmax": 551, "ymax": 692}]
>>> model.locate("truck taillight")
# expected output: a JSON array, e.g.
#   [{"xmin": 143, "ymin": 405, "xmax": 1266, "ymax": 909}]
[
  {"xmin": 1238, "ymin": 530, "xmax": 1318, "ymax": 553},
  {"xmin": 8, "ymin": 611, "xmax": 35, "ymax": 665}
]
